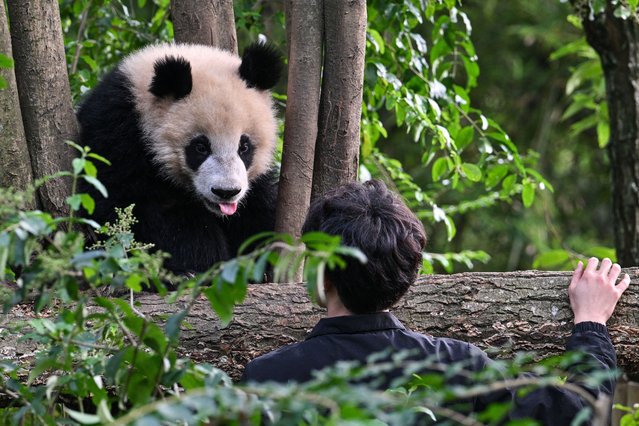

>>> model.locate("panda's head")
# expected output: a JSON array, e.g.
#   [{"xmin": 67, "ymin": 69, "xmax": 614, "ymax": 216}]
[{"xmin": 121, "ymin": 42, "xmax": 281, "ymax": 216}]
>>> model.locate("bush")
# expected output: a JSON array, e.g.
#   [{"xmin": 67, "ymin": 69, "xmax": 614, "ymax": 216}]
[{"xmin": 0, "ymin": 144, "xmax": 615, "ymax": 425}]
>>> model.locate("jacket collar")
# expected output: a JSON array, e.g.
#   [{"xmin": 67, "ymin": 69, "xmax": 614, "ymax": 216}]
[{"xmin": 306, "ymin": 312, "xmax": 406, "ymax": 340}]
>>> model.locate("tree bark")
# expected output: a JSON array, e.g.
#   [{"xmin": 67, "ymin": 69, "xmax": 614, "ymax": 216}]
[
  {"xmin": 577, "ymin": 6, "xmax": 639, "ymax": 266},
  {"xmin": 6, "ymin": 0, "xmax": 76, "ymax": 217},
  {"xmin": 3, "ymin": 270, "xmax": 638, "ymax": 381},
  {"xmin": 310, "ymin": 0, "xmax": 367, "ymax": 200},
  {"xmin": 275, "ymin": 1, "xmax": 323, "ymax": 241},
  {"xmin": 171, "ymin": 0, "xmax": 237, "ymax": 54},
  {"xmin": 0, "ymin": 1, "xmax": 33, "ymax": 194}
]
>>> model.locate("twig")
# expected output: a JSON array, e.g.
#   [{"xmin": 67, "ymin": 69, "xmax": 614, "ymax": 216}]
[
  {"xmin": 70, "ymin": 1, "xmax": 93, "ymax": 75},
  {"xmin": 430, "ymin": 405, "xmax": 485, "ymax": 426}
]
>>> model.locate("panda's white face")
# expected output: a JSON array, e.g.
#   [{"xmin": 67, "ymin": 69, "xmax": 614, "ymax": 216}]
[
  {"xmin": 120, "ymin": 43, "xmax": 279, "ymax": 216},
  {"xmin": 186, "ymin": 133, "xmax": 252, "ymax": 215}
]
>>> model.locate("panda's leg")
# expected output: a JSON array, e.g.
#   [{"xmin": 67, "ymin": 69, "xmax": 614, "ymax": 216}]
[{"xmin": 132, "ymin": 200, "xmax": 231, "ymax": 276}]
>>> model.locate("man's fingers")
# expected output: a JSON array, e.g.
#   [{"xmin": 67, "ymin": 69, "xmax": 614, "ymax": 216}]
[
  {"xmin": 570, "ymin": 260, "xmax": 584, "ymax": 288},
  {"xmin": 584, "ymin": 257, "xmax": 599, "ymax": 273},
  {"xmin": 617, "ymin": 274, "xmax": 631, "ymax": 294},
  {"xmin": 599, "ymin": 258, "xmax": 613, "ymax": 276},
  {"xmin": 609, "ymin": 263, "xmax": 622, "ymax": 283}
]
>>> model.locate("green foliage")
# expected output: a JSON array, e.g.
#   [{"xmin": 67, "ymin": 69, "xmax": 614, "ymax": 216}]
[
  {"xmin": 615, "ymin": 402, "xmax": 639, "ymax": 426},
  {"xmin": 0, "ymin": 52, "xmax": 13, "ymax": 90},
  {"xmin": 60, "ymin": 0, "xmax": 172, "ymax": 101},
  {"xmin": 361, "ymin": 0, "xmax": 553, "ymax": 272},
  {"xmin": 0, "ymin": 154, "xmax": 376, "ymax": 424},
  {"xmin": 550, "ymin": 29, "xmax": 607, "ymax": 148}
]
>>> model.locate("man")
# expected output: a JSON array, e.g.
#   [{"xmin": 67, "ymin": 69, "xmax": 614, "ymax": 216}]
[{"xmin": 243, "ymin": 180, "xmax": 630, "ymax": 423}]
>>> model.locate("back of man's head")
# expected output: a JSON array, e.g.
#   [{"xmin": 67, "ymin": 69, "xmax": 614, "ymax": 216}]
[{"xmin": 302, "ymin": 180, "xmax": 427, "ymax": 314}]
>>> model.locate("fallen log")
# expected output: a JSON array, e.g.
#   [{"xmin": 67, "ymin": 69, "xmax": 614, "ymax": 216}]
[{"xmin": 2, "ymin": 269, "xmax": 638, "ymax": 381}]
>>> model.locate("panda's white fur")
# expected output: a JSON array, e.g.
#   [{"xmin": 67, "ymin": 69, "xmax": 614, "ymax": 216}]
[
  {"xmin": 121, "ymin": 44, "xmax": 277, "ymax": 209},
  {"xmin": 78, "ymin": 42, "xmax": 282, "ymax": 273}
]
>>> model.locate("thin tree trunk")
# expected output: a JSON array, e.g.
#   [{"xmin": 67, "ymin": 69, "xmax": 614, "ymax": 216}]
[
  {"xmin": 275, "ymin": 1, "xmax": 323, "ymax": 241},
  {"xmin": 7, "ymin": 0, "xmax": 76, "ymax": 217},
  {"xmin": 311, "ymin": 0, "xmax": 367, "ymax": 200},
  {"xmin": 0, "ymin": 1, "xmax": 33, "ymax": 195},
  {"xmin": 171, "ymin": 0, "xmax": 237, "ymax": 54},
  {"xmin": 577, "ymin": 6, "xmax": 639, "ymax": 266},
  {"xmin": 3, "ymin": 270, "xmax": 638, "ymax": 381}
]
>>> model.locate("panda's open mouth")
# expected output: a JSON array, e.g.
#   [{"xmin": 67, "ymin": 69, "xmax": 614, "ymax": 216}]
[{"xmin": 202, "ymin": 198, "xmax": 238, "ymax": 216}]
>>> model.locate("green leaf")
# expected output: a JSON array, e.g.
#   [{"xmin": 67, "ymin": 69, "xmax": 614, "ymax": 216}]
[
  {"xmin": 87, "ymin": 152, "xmax": 112, "ymax": 165},
  {"xmin": 461, "ymin": 163, "xmax": 481, "ymax": 182},
  {"xmin": 522, "ymin": 181, "xmax": 535, "ymax": 208},
  {"xmin": 0, "ymin": 53, "xmax": 14, "ymax": 69},
  {"xmin": 204, "ymin": 284, "xmax": 234, "ymax": 326},
  {"xmin": 620, "ymin": 413, "xmax": 637, "ymax": 426},
  {"xmin": 80, "ymin": 193, "xmax": 95, "ymax": 215},
  {"xmin": 126, "ymin": 274, "xmax": 143, "ymax": 292},
  {"xmin": 431, "ymin": 157, "xmax": 449, "ymax": 181},
  {"xmin": 72, "ymin": 158, "xmax": 86, "ymax": 176},
  {"xmin": 165, "ymin": 311, "xmax": 187, "ymax": 341},
  {"xmin": 82, "ymin": 175, "xmax": 108, "ymax": 198},
  {"xmin": 84, "ymin": 160, "xmax": 98, "ymax": 177},
  {"xmin": 252, "ymin": 252, "xmax": 270, "ymax": 282},
  {"xmin": 66, "ymin": 194, "xmax": 82, "ymax": 211},
  {"xmin": 64, "ymin": 408, "xmax": 101, "ymax": 425},
  {"xmin": 585, "ymin": 246, "xmax": 617, "ymax": 262},
  {"xmin": 485, "ymin": 165, "xmax": 509, "ymax": 189},
  {"xmin": 141, "ymin": 323, "xmax": 168, "ymax": 353},
  {"xmin": 221, "ymin": 260, "xmax": 239, "ymax": 283},
  {"xmin": 614, "ymin": 5, "xmax": 632, "ymax": 19},
  {"xmin": 501, "ymin": 174, "xmax": 517, "ymax": 194},
  {"xmin": 597, "ymin": 120, "xmax": 610, "ymax": 148},
  {"xmin": 456, "ymin": 126, "xmax": 474, "ymax": 150},
  {"xmin": 533, "ymin": 250, "xmax": 571, "ymax": 270},
  {"xmin": 105, "ymin": 348, "xmax": 130, "ymax": 380},
  {"xmin": 367, "ymin": 28, "xmax": 385, "ymax": 54},
  {"xmin": 81, "ymin": 55, "xmax": 99, "ymax": 72},
  {"xmin": 65, "ymin": 140, "xmax": 84, "ymax": 153},
  {"xmin": 443, "ymin": 215, "xmax": 456, "ymax": 241}
]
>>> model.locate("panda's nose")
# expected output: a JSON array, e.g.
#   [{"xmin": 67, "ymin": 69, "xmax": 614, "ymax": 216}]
[{"xmin": 211, "ymin": 187, "xmax": 241, "ymax": 200}]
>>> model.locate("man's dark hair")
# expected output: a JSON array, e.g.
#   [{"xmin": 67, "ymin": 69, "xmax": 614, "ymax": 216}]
[{"xmin": 302, "ymin": 180, "xmax": 427, "ymax": 314}]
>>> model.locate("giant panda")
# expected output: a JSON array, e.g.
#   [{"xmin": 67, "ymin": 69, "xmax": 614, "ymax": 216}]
[{"xmin": 77, "ymin": 42, "xmax": 282, "ymax": 273}]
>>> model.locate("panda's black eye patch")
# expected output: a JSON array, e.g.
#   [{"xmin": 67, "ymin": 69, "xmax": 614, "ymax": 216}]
[
  {"xmin": 185, "ymin": 135, "xmax": 211, "ymax": 171},
  {"xmin": 238, "ymin": 134, "xmax": 254, "ymax": 169}
]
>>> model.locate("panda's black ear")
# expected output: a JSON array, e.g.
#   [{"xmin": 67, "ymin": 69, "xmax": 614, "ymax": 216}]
[
  {"xmin": 149, "ymin": 55, "xmax": 192, "ymax": 100},
  {"xmin": 239, "ymin": 42, "xmax": 282, "ymax": 91}
]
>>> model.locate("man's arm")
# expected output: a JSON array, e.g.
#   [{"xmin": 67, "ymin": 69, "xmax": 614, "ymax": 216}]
[{"xmin": 475, "ymin": 258, "xmax": 629, "ymax": 424}]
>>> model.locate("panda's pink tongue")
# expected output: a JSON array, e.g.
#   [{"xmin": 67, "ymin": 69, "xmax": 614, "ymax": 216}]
[{"xmin": 219, "ymin": 202, "xmax": 238, "ymax": 216}]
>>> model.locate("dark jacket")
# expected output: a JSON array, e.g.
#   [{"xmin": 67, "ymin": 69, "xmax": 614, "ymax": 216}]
[{"xmin": 242, "ymin": 312, "xmax": 616, "ymax": 425}]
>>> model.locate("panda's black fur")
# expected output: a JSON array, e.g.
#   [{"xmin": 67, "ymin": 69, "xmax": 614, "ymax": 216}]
[{"xmin": 77, "ymin": 43, "xmax": 282, "ymax": 273}]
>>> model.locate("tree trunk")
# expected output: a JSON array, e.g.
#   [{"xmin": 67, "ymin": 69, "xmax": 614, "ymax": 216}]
[
  {"xmin": 275, "ymin": 1, "xmax": 323, "ymax": 241},
  {"xmin": 0, "ymin": 1, "xmax": 33, "ymax": 195},
  {"xmin": 171, "ymin": 0, "xmax": 237, "ymax": 54},
  {"xmin": 578, "ymin": 6, "xmax": 639, "ymax": 266},
  {"xmin": 310, "ymin": 0, "xmax": 367, "ymax": 200},
  {"xmin": 3, "ymin": 270, "xmax": 638, "ymax": 381},
  {"xmin": 6, "ymin": 0, "xmax": 76, "ymax": 217}
]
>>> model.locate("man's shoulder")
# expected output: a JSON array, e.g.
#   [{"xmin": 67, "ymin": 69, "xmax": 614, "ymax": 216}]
[
  {"xmin": 243, "ymin": 340, "xmax": 312, "ymax": 383},
  {"xmin": 402, "ymin": 329, "xmax": 490, "ymax": 365}
]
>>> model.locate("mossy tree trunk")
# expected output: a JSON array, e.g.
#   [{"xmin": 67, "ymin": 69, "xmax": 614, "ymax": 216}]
[
  {"xmin": 6, "ymin": 0, "xmax": 77, "ymax": 217},
  {"xmin": 0, "ymin": 1, "xmax": 33, "ymax": 196},
  {"xmin": 3, "ymin": 270, "xmax": 637, "ymax": 381},
  {"xmin": 576, "ymin": 4, "xmax": 639, "ymax": 266},
  {"xmin": 311, "ymin": 0, "xmax": 367, "ymax": 200},
  {"xmin": 275, "ymin": 1, "xmax": 323, "ymax": 241},
  {"xmin": 171, "ymin": 0, "xmax": 237, "ymax": 54}
]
